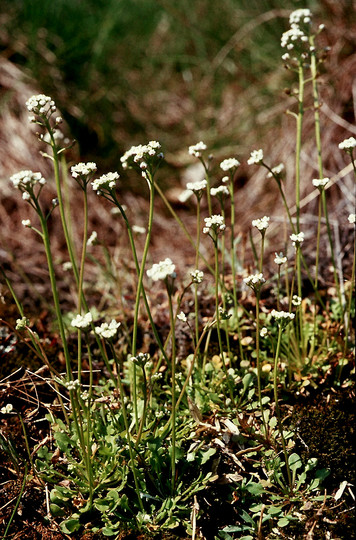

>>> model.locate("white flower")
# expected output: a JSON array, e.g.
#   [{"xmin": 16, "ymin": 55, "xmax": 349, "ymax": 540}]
[
  {"xmin": 10, "ymin": 170, "xmax": 46, "ymax": 190},
  {"xmin": 252, "ymin": 216, "xmax": 270, "ymax": 232},
  {"xmin": 15, "ymin": 317, "xmax": 29, "ymax": 330},
  {"xmin": 65, "ymin": 380, "xmax": 80, "ymax": 391},
  {"xmin": 26, "ymin": 94, "xmax": 56, "ymax": 118},
  {"xmin": 348, "ymin": 214, "xmax": 356, "ymax": 224},
  {"xmin": 210, "ymin": 185, "xmax": 229, "ymax": 197},
  {"xmin": 281, "ymin": 25, "xmax": 308, "ymax": 50},
  {"xmin": 0, "ymin": 404, "xmax": 13, "ymax": 414},
  {"xmin": 186, "ymin": 179, "xmax": 208, "ymax": 195},
  {"xmin": 62, "ymin": 261, "xmax": 72, "ymax": 271},
  {"xmin": 177, "ymin": 312, "xmax": 187, "ymax": 323},
  {"xmin": 132, "ymin": 225, "xmax": 146, "ymax": 234},
  {"xmin": 221, "ymin": 176, "xmax": 229, "ymax": 184},
  {"xmin": 338, "ymin": 137, "xmax": 356, "ymax": 151},
  {"xmin": 147, "ymin": 258, "xmax": 176, "ymax": 281},
  {"xmin": 271, "ymin": 310, "xmax": 295, "ymax": 322},
  {"xmin": 95, "ymin": 319, "xmax": 121, "ymax": 339},
  {"xmin": 71, "ymin": 312, "xmax": 93, "ymax": 330},
  {"xmin": 312, "ymin": 177, "xmax": 329, "ymax": 189},
  {"xmin": 220, "ymin": 158, "xmax": 240, "ymax": 171},
  {"xmin": 120, "ymin": 141, "xmax": 162, "ymax": 169},
  {"xmin": 289, "ymin": 9, "xmax": 312, "ymax": 25},
  {"xmin": 290, "ymin": 232, "xmax": 305, "ymax": 248},
  {"xmin": 274, "ymin": 253, "xmax": 287, "ymax": 265},
  {"xmin": 188, "ymin": 141, "xmax": 207, "ymax": 158},
  {"xmin": 203, "ymin": 214, "xmax": 226, "ymax": 234},
  {"xmin": 243, "ymin": 273, "xmax": 266, "ymax": 288},
  {"xmin": 22, "ymin": 219, "xmax": 32, "ymax": 228},
  {"xmin": 267, "ymin": 163, "xmax": 285, "ymax": 179},
  {"xmin": 71, "ymin": 162, "xmax": 97, "ymax": 178},
  {"xmin": 87, "ymin": 231, "xmax": 98, "ymax": 246},
  {"xmin": 292, "ymin": 295, "xmax": 302, "ymax": 307},
  {"xmin": 92, "ymin": 172, "xmax": 119, "ymax": 193},
  {"xmin": 247, "ymin": 149, "xmax": 264, "ymax": 165},
  {"xmin": 190, "ymin": 269, "xmax": 204, "ymax": 283},
  {"xmin": 260, "ymin": 327, "xmax": 268, "ymax": 338}
]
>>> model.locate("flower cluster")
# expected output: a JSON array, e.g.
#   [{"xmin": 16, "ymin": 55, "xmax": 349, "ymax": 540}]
[
  {"xmin": 220, "ymin": 158, "xmax": 240, "ymax": 171},
  {"xmin": 292, "ymin": 295, "xmax": 302, "ymax": 307},
  {"xmin": 16, "ymin": 317, "xmax": 29, "ymax": 330},
  {"xmin": 120, "ymin": 141, "xmax": 162, "ymax": 171},
  {"xmin": 26, "ymin": 94, "xmax": 56, "ymax": 119},
  {"xmin": 0, "ymin": 403, "xmax": 13, "ymax": 414},
  {"xmin": 243, "ymin": 273, "xmax": 266, "ymax": 291},
  {"xmin": 267, "ymin": 163, "xmax": 285, "ymax": 179},
  {"xmin": 186, "ymin": 179, "xmax": 208, "ymax": 200},
  {"xmin": 290, "ymin": 232, "xmax": 305, "ymax": 248},
  {"xmin": 312, "ymin": 177, "xmax": 329, "ymax": 189},
  {"xmin": 274, "ymin": 252, "xmax": 287, "ymax": 265},
  {"xmin": 147, "ymin": 258, "xmax": 176, "ymax": 281},
  {"xmin": 289, "ymin": 9, "xmax": 312, "ymax": 26},
  {"xmin": 71, "ymin": 162, "xmax": 97, "ymax": 179},
  {"xmin": 177, "ymin": 312, "xmax": 188, "ymax": 323},
  {"xmin": 281, "ymin": 9, "xmax": 314, "ymax": 63},
  {"xmin": 203, "ymin": 215, "xmax": 226, "ymax": 235},
  {"xmin": 338, "ymin": 137, "xmax": 356, "ymax": 152},
  {"xmin": 131, "ymin": 352, "xmax": 150, "ymax": 367},
  {"xmin": 65, "ymin": 379, "xmax": 80, "ymax": 391},
  {"xmin": 10, "ymin": 170, "xmax": 46, "ymax": 200},
  {"xmin": 210, "ymin": 185, "xmax": 229, "ymax": 198},
  {"xmin": 92, "ymin": 172, "xmax": 119, "ymax": 195},
  {"xmin": 71, "ymin": 312, "xmax": 93, "ymax": 330},
  {"xmin": 190, "ymin": 269, "xmax": 204, "ymax": 284},
  {"xmin": 348, "ymin": 214, "xmax": 356, "ymax": 224},
  {"xmin": 95, "ymin": 319, "xmax": 121, "ymax": 339},
  {"xmin": 271, "ymin": 309, "xmax": 295, "ymax": 326},
  {"xmin": 260, "ymin": 327, "xmax": 268, "ymax": 338},
  {"xmin": 188, "ymin": 141, "xmax": 207, "ymax": 158},
  {"xmin": 247, "ymin": 149, "xmax": 264, "ymax": 165},
  {"xmin": 252, "ymin": 216, "xmax": 270, "ymax": 232}
]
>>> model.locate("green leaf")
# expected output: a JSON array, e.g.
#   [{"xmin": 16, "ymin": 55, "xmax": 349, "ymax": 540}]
[
  {"xmin": 54, "ymin": 431, "xmax": 72, "ymax": 452},
  {"xmin": 277, "ymin": 517, "xmax": 290, "ymax": 527},
  {"xmin": 201, "ymin": 447, "xmax": 216, "ymax": 464},
  {"xmin": 49, "ymin": 503, "xmax": 66, "ymax": 517},
  {"xmin": 102, "ymin": 527, "xmax": 117, "ymax": 536},
  {"xmin": 288, "ymin": 453, "xmax": 302, "ymax": 472},
  {"xmin": 267, "ymin": 506, "xmax": 283, "ymax": 516},
  {"xmin": 246, "ymin": 482, "xmax": 265, "ymax": 496},
  {"xmin": 60, "ymin": 516, "xmax": 81, "ymax": 534}
]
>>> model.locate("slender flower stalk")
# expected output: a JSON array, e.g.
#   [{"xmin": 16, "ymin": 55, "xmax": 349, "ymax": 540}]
[
  {"xmin": 109, "ymin": 343, "xmax": 144, "ymax": 512},
  {"xmin": 244, "ymin": 273, "xmax": 267, "ymax": 433},
  {"xmin": 167, "ymin": 282, "xmax": 177, "ymax": 495},
  {"xmin": 203, "ymin": 216, "xmax": 234, "ymax": 404},
  {"xmin": 271, "ymin": 310, "xmax": 295, "ymax": 492}
]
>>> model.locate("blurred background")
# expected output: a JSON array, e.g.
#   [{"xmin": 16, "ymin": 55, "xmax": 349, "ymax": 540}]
[{"xmin": 0, "ymin": 0, "xmax": 355, "ymax": 304}]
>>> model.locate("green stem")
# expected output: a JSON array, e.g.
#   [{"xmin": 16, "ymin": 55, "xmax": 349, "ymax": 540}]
[
  {"xmin": 37, "ymin": 207, "xmax": 72, "ymax": 380},
  {"xmin": 110, "ymin": 344, "xmax": 144, "ymax": 511},
  {"xmin": 274, "ymin": 326, "xmax": 293, "ymax": 492},
  {"xmin": 229, "ymin": 176, "xmax": 244, "ymax": 362},
  {"xmin": 2, "ymin": 464, "xmax": 28, "ymax": 539},
  {"xmin": 131, "ymin": 178, "xmax": 155, "ymax": 430},
  {"xmin": 310, "ymin": 40, "xmax": 342, "ymax": 305},
  {"xmin": 167, "ymin": 286, "xmax": 177, "ymax": 495},
  {"xmin": 295, "ymin": 62, "xmax": 304, "ymax": 232},
  {"xmin": 214, "ymin": 241, "xmax": 234, "ymax": 404},
  {"xmin": 256, "ymin": 293, "xmax": 267, "ymax": 434}
]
